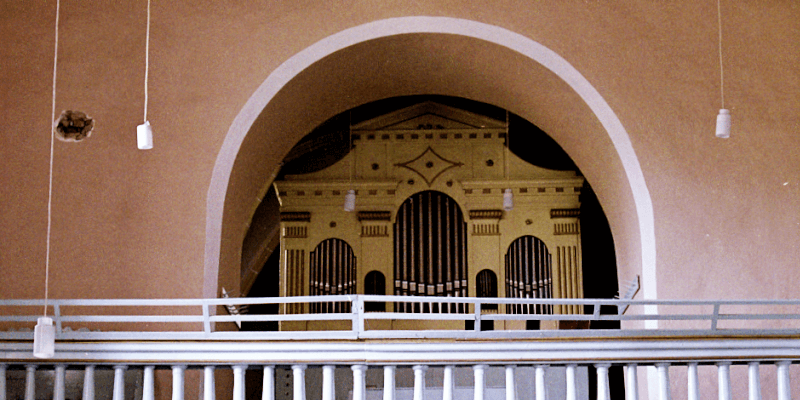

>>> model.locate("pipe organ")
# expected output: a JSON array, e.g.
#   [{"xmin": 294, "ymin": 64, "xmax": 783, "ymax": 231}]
[{"xmin": 274, "ymin": 101, "xmax": 585, "ymax": 330}]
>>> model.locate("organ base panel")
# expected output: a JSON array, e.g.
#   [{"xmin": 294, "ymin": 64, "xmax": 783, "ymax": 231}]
[{"xmin": 274, "ymin": 102, "xmax": 584, "ymax": 328}]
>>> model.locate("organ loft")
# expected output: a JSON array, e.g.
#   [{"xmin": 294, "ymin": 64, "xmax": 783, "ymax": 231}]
[{"xmin": 273, "ymin": 101, "xmax": 584, "ymax": 330}]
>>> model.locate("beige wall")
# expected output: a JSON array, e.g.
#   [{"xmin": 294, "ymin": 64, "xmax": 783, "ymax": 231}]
[{"xmin": 2, "ymin": 2, "xmax": 798, "ymax": 310}]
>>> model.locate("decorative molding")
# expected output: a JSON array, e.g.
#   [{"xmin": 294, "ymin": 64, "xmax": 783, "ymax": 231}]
[
  {"xmin": 280, "ymin": 212, "xmax": 311, "ymax": 222},
  {"xmin": 357, "ymin": 211, "xmax": 391, "ymax": 221},
  {"xmin": 554, "ymin": 223, "xmax": 580, "ymax": 235},
  {"xmin": 361, "ymin": 225, "xmax": 389, "ymax": 237},
  {"xmin": 469, "ymin": 209, "xmax": 503, "ymax": 220},
  {"xmin": 284, "ymin": 226, "xmax": 308, "ymax": 238},
  {"xmin": 472, "ymin": 223, "xmax": 500, "ymax": 236},
  {"xmin": 395, "ymin": 146, "xmax": 463, "ymax": 186},
  {"xmin": 550, "ymin": 209, "xmax": 580, "ymax": 219}
]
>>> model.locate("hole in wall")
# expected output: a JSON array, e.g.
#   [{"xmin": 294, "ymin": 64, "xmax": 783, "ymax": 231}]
[{"xmin": 54, "ymin": 110, "xmax": 94, "ymax": 142}]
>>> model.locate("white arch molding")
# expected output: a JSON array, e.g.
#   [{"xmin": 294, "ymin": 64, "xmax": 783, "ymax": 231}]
[{"xmin": 204, "ymin": 17, "xmax": 658, "ymax": 317}]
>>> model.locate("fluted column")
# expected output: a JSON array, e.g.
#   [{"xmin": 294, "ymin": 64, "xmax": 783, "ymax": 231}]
[
  {"xmin": 352, "ymin": 365, "xmax": 368, "ymax": 400},
  {"xmin": 292, "ymin": 365, "xmax": 307, "ymax": 400},
  {"xmin": 748, "ymin": 362, "xmax": 761, "ymax": 400},
  {"xmin": 263, "ymin": 366, "xmax": 275, "ymax": 400},
  {"xmin": 595, "ymin": 364, "xmax": 610, "ymax": 400},
  {"xmin": 24, "ymin": 365, "xmax": 36, "ymax": 400},
  {"xmin": 412, "ymin": 365, "xmax": 428, "ymax": 400},
  {"xmin": 566, "ymin": 364, "xmax": 577, "ymax": 400},
  {"xmin": 84, "ymin": 365, "xmax": 97, "ymax": 400},
  {"xmin": 625, "ymin": 364, "xmax": 638, "ymax": 400},
  {"xmin": 113, "ymin": 365, "xmax": 127, "ymax": 400},
  {"xmin": 534, "ymin": 365, "xmax": 547, "ymax": 400},
  {"xmin": 656, "ymin": 364, "xmax": 670, "ymax": 400},
  {"xmin": 473, "ymin": 365, "xmax": 488, "ymax": 400},
  {"xmin": 54, "ymin": 364, "xmax": 67, "ymax": 400},
  {"xmin": 717, "ymin": 362, "xmax": 731, "ymax": 400},
  {"xmin": 143, "ymin": 366, "xmax": 155, "ymax": 400},
  {"xmin": 687, "ymin": 363, "xmax": 699, "ymax": 400},
  {"xmin": 384, "ymin": 366, "xmax": 396, "ymax": 400},
  {"xmin": 233, "ymin": 365, "xmax": 248, "ymax": 400},
  {"xmin": 204, "ymin": 366, "xmax": 215, "ymax": 400}
]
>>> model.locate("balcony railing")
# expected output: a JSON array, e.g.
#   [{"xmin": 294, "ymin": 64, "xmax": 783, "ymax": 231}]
[{"xmin": 1, "ymin": 296, "xmax": 799, "ymax": 400}]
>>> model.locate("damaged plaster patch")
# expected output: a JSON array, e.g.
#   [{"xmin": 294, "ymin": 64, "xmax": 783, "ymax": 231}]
[{"xmin": 54, "ymin": 110, "xmax": 94, "ymax": 142}]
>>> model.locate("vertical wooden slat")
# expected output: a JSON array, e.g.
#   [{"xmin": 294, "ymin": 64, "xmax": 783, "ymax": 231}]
[{"xmin": 143, "ymin": 365, "xmax": 154, "ymax": 400}]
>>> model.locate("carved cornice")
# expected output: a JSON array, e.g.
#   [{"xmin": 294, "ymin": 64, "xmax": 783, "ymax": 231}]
[
  {"xmin": 550, "ymin": 209, "xmax": 580, "ymax": 219},
  {"xmin": 280, "ymin": 212, "xmax": 311, "ymax": 222},
  {"xmin": 357, "ymin": 211, "xmax": 391, "ymax": 221},
  {"xmin": 469, "ymin": 209, "xmax": 504, "ymax": 220}
]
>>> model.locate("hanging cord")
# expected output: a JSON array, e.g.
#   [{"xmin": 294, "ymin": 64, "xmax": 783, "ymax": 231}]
[
  {"xmin": 349, "ymin": 111, "xmax": 353, "ymax": 185},
  {"xmin": 143, "ymin": 0, "xmax": 151, "ymax": 122},
  {"xmin": 717, "ymin": 0, "xmax": 725, "ymax": 109},
  {"xmin": 45, "ymin": 0, "xmax": 61, "ymax": 317},
  {"xmin": 505, "ymin": 110, "xmax": 510, "ymax": 180}
]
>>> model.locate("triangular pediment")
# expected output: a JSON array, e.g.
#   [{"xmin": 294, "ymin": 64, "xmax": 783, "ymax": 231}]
[{"xmin": 352, "ymin": 101, "xmax": 506, "ymax": 131}]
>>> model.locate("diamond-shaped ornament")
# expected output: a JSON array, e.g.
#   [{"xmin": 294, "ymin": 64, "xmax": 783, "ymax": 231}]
[{"xmin": 395, "ymin": 146, "xmax": 463, "ymax": 186}]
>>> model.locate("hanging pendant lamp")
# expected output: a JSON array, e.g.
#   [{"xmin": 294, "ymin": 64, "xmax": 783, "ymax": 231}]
[
  {"xmin": 137, "ymin": 0, "xmax": 154, "ymax": 149},
  {"xmin": 344, "ymin": 112, "xmax": 356, "ymax": 211},
  {"xmin": 503, "ymin": 111, "xmax": 513, "ymax": 211},
  {"xmin": 715, "ymin": 0, "xmax": 731, "ymax": 139}
]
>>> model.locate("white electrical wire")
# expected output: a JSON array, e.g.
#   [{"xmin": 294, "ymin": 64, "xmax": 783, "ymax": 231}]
[
  {"xmin": 143, "ymin": 0, "xmax": 151, "ymax": 122},
  {"xmin": 717, "ymin": 0, "xmax": 725, "ymax": 109},
  {"xmin": 45, "ymin": 0, "xmax": 61, "ymax": 317}
]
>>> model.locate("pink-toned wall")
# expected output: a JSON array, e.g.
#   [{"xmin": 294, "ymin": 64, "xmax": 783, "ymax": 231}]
[{"xmin": 1, "ymin": 1, "xmax": 798, "ymax": 312}]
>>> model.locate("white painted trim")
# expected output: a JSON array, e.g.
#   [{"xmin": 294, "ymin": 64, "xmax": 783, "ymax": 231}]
[{"xmin": 204, "ymin": 17, "xmax": 657, "ymax": 314}]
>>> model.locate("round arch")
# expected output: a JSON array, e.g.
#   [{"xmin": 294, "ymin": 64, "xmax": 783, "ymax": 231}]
[{"xmin": 204, "ymin": 17, "xmax": 657, "ymax": 312}]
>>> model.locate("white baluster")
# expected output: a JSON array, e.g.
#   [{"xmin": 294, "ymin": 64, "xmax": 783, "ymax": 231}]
[
  {"xmin": 717, "ymin": 362, "xmax": 731, "ymax": 400},
  {"xmin": 566, "ymin": 364, "xmax": 577, "ymax": 400},
  {"xmin": 54, "ymin": 364, "xmax": 67, "ymax": 400},
  {"xmin": 292, "ymin": 365, "xmax": 307, "ymax": 400},
  {"xmin": 656, "ymin": 364, "xmax": 670, "ymax": 400},
  {"xmin": 84, "ymin": 365, "xmax": 96, "ymax": 400},
  {"xmin": 748, "ymin": 362, "xmax": 761, "ymax": 400},
  {"xmin": 113, "ymin": 365, "xmax": 127, "ymax": 400},
  {"xmin": 233, "ymin": 365, "xmax": 248, "ymax": 400},
  {"xmin": 625, "ymin": 364, "xmax": 638, "ymax": 400},
  {"xmin": 263, "ymin": 366, "xmax": 275, "ymax": 400},
  {"xmin": 474, "ymin": 365, "xmax": 488, "ymax": 400},
  {"xmin": 596, "ymin": 364, "xmax": 610, "ymax": 400},
  {"xmin": 204, "ymin": 366, "xmax": 216, "ymax": 400},
  {"xmin": 535, "ymin": 365, "xmax": 547, "ymax": 400},
  {"xmin": 322, "ymin": 365, "xmax": 335, "ymax": 400},
  {"xmin": 24, "ymin": 365, "xmax": 36, "ymax": 400},
  {"xmin": 384, "ymin": 366, "xmax": 397, "ymax": 400},
  {"xmin": 443, "ymin": 366, "xmax": 455, "ymax": 400},
  {"xmin": 0, "ymin": 364, "xmax": 6, "ymax": 400},
  {"xmin": 505, "ymin": 365, "xmax": 517, "ymax": 400},
  {"xmin": 777, "ymin": 362, "xmax": 791, "ymax": 400},
  {"xmin": 352, "ymin": 365, "xmax": 368, "ymax": 400},
  {"xmin": 412, "ymin": 365, "xmax": 428, "ymax": 400},
  {"xmin": 143, "ymin": 366, "xmax": 155, "ymax": 400},
  {"xmin": 172, "ymin": 365, "xmax": 186, "ymax": 400},
  {"xmin": 687, "ymin": 363, "xmax": 699, "ymax": 400}
]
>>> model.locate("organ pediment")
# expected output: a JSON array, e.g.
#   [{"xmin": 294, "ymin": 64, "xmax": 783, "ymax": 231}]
[{"xmin": 352, "ymin": 101, "xmax": 505, "ymax": 132}]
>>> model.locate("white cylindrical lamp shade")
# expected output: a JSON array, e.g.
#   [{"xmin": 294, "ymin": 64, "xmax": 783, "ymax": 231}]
[
  {"xmin": 716, "ymin": 109, "xmax": 731, "ymax": 138},
  {"xmin": 503, "ymin": 188, "xmax": 514, "ymax": 211},
  {"xmin": 344, "ymin": 189, "xmax": 356, "ymax": 212},
  {"xmin": 138, "ymin": 121, "xmax": 154, "ymax": 150},
  {"xmin": 33, "ymin": 316, "xmax": 55, "ymax": 358}
]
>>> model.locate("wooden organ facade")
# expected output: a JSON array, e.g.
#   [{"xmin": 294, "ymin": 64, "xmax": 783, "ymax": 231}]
[{"xmin": 274, "ymin": 102, "xmax": 584, "ymax": 330}]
